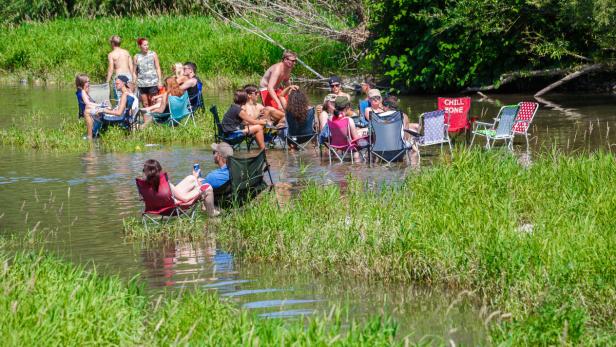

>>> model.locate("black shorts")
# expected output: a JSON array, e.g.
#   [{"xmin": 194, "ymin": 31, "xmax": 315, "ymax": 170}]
[{"xmin": 138, "ymin": 86, "xmax": 159, "ymax": 95}]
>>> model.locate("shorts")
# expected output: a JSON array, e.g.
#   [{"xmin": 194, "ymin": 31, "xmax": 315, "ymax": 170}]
[
  {"xmin": 199, "ymin": 183, "xmax": 212, "ymax": 192},
  {"xmin": 260, "ymin": 88, "xmax": 286, "ymax": 111},
  {"xmin": 223, "ymin": 129, "xmax": 246, "ymax": 141},
  {"xmin": 139, "ymin": 86, "xmax": 159, "ymax": 95}
]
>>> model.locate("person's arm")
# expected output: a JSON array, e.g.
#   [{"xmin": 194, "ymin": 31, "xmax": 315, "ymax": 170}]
[
  {"xmin": 133, "ymin": 55, "xmax": 138, "ymax": 80},
  {"xmin": 364, "ymin": 107, "xmax": 372, "ymax": 121},
  {"xmin": 106, "ymin": 54, "xmax": 114, "ymax": 83},
  {"xmin": 153, "ymin": 52, "xmax": 163, "ymax": 88},
  {"xmin": 279, "ymin": 84, "xmax": 298, "ymax": 98},
  {"xmin": 128, "ymin": 54, "xmax": 136, "ymax": 82},
  {"xmin": 267, "ymin": 66, "xmax": 284, "ymax": 110},
  {"xmin": 104, "ymin": 93, "xmax": 127, "ymax": 115},
  {"xmin": 239, "ymin": 109, "xmax": 266, "ymax": 126},
  {"xmin": 179, "ymin": 78, "xmax": 196, "ymax": 91},
  {"xmin": 348, "ymin": 118, "xmax": 361, "ymax": 140},
  {"xmin": 81, "ymin": 90, "xmax": 98, "ymax": 108}
]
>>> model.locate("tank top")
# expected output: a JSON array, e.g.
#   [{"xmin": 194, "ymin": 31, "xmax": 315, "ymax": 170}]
[{"xmin": 135, "ymin": 51, "xmax": 158, "ymax": 87}]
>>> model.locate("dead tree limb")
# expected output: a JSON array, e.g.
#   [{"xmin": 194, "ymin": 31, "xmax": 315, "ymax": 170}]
[
  {"xmin": 464, "ymin": 68, "xmax": 571, "ymax": 93},
  {"xmin": 534, "ymin": 95, "xmax": 585, "ymax": 119},
  {"xmin": 534, "ymin": 63, "xmax": 603, "ymax": 96}
]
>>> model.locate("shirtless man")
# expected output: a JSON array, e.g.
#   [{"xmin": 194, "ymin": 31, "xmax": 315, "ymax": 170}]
[
  {"xmin": 105, "ymin": 36, "xmax": 134, "ymax": 90},
  {"xmin": 259, "ymin": 50, "xmax": 297, "ymax": 112},
  {"xmin": 179, "ymin": 62, "xmax": 202, "ymax": 109},
  {"xmin": 328, "ymin": 76, "xmax": 351, "ymax": 101}
]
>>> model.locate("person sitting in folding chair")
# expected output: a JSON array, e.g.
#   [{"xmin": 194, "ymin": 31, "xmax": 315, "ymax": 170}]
[
  {"xmin": 221, "ymin": 90, "xmax": 268, "ymax": 150},
  {"xmin": 142, "ymin": 159, "xmax": 203, "ymax": 204},
  {"xmin": 75, "ymin": 73, "xmax": 106, "ymax": 139},
  {"xmin": 100, "ymin": 75, "xmax": 136, "ymax": 128},
  {"xmin": 198, "ymin": 142, "xmax": 234, "ymax": 217},
  {"xmin": 327, "ymin": 96, "xmax": 368, "ymax": 162},
  {"xmin": 284, "ymin": 88, "xmax": 318, "ymax": 150},
  {"xmin": 382, "ymin": 95, "xmax": 419, "ymax": 140}
]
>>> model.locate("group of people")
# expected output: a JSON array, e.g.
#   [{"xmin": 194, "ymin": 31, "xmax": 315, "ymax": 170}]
[{"xmin": 76, "ymin": 35, "xmax": 203, "ymax": 138}]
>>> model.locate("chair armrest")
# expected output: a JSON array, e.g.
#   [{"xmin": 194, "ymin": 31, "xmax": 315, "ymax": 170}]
[{"xmin": 473, "ymin": 121, "xmax": 494, "ymax": 130}]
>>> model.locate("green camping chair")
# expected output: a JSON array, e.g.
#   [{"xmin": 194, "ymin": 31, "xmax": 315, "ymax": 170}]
[
  {"xmin": 214, "ymin": 150, "xmax": 275, "ymax": 207},
  {"xmin": 470, "ymin": 105, "xmax": 520, "ymax": 150}
]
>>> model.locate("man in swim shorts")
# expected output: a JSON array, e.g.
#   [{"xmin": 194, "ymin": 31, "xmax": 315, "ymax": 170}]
[
  {"xmin": 106, "ymin": 35, "xmax": 134, "ymax": 99},
  {"xmin": 259, "ymin": 50, "xmax": 297, "ymax": 111}
]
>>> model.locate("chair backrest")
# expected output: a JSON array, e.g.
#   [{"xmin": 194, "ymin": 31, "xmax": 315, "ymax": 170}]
[
  {"xmin": 76, "ymin": 90, "xmax": 86, "ymax": 118},
  {"xmin": 513, "ymin": 102, "xmax": 538, "ymax": 134},
  {"xmin": 227, "ymin": 150, "xmax": 267, "ymax": 194},
  {"xmin": 135, "ymin": 172, "xmax": 175, "ymax": 213},
  {"xmin": 437, "ymin": 97, "xmax": 471, "ymax": 132},
  {"xmin": 421, "ymin": 110, "xmax": 447, "ymax": 143},
  {"xmin": 370, "ymin": 110, "xmax": 405, "ymax": 152},
  {"xmin": 169, "ymin": 92, "xmax": 191, "ymax": 119},
  {"xmin": 188, "ymin": 78, "xmax": 203, "ymax": 109},
  {"xmin": 124, "ymin": 95, "xmax": 135, "ymax": 121},
  {"xmin": 88, "ymin": 83, "xmax": 110, "ymax": 104},
  {"xmin": 495, "ymin": 105, "xmax": 520, "ymax": 137},
  {"xmin": 327, "ymin": 117, "xmax": 352, "ymax": 148},
  {"xmin": 210, "ymin": 105, "xmax": 224, "ymax": 138},
  {"xmin": 286, "ymin": 108, "xmax": 316, "ymax": 138}
]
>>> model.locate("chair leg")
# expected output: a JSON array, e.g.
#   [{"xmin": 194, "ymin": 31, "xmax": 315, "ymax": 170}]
[
  {"xmin": 448, "ymin": 139, "xmax": 453, "ymax": 157},
  {"xmin": 525, "ymin": 133, "xmax": 530, "ymax": 152},
  {"xmin": 470, "ymin": 133, "xmax": 476, "ymax": 147}
]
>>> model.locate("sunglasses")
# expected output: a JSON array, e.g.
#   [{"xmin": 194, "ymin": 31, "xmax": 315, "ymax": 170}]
[
  {"xmin": 331, "ymin": 83, "xmax": 341, "ymax": 87},
  {"xmin": 285, "ymin": 58, "xmax": 297, "ymax": 63},
  {"xmin": 370, "ymin": 96, "xmax": 382, "ymax": 100}
]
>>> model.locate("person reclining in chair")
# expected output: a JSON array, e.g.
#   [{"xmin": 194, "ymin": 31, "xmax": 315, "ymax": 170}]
[
  {"xmin": 198, "ymin": 142, "xmax": 234, "ymax": 217},
  {"xmin": 142, "ymin": 159, "xmax": 203, "ymax": 204},
  {"xmin": 221, "ymin": 90, "xmax": 268, "ymax": 150},
  {"xmin": 100, "ymin": 75, "xmax": 134, "ymax": 121}
]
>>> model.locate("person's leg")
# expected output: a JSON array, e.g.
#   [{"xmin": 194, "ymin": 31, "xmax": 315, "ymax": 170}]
[
  {"xmin": 140, "ymin": 91, "xmax": 150, "ymax": 108},
  {"xmin": 264, "ymin": 106, "xmax": 284, "ymax": 124},
  {"xmin": 200, "ymin": 186, "xmax": 220, "ymax": 217},
  {"xmin": 172, "ymin": 175, "xmax": 201, "ymax": 202},
  {"xmin": 246, "ymin": 125, "xmax": 266, "ymax": 149},
  {"xmin": 85, "ymin": 113, "xmax": 94, "ymax": 139}
]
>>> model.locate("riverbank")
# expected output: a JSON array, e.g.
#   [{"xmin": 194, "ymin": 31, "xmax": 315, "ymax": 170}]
[
  {"xmin": 0, "ymin": 251, "xmax": 407, "ymax": 345},
  {"xmin": 124, "ymin": 149, "xmax": 616, "ymax": 345},
  {"xmin": 0, "ymin": 16, "xmax": 348, "ymax": 88},
  {"xmin": 0, "ymin": 111, "xmax": 215, "ymax": 151}
]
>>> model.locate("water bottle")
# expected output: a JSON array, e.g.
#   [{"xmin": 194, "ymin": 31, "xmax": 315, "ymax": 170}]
[{"xmin": 193, "ymin": 162, "xmax": 201, "ymax": 177}]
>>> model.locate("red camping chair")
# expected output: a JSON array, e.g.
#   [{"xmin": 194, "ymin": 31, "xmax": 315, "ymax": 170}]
[
  {"xmin": 512, "ymin": 101, "xmax": 539, "ymax": 151},
  {"xmin": 438, "ymin": 97, "xmax": 471, "ymax": 140},
  {"xmin": 135, "ymin": 172, "xmax": 200, "ymax": 228}
]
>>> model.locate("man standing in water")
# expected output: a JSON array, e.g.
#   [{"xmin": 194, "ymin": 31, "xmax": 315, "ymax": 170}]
[
  {"xmin": 259, "ymin": 50, "xmax": 297, "ymax": 112},
  {"xmin": 105, "ymin": 35, "xmax": 134, "ymax": 98}
]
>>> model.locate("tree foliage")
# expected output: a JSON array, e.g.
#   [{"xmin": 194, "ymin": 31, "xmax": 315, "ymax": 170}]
[{"xmin": 367, "ymin": 0, "xmax": 616, "ymax": 92}]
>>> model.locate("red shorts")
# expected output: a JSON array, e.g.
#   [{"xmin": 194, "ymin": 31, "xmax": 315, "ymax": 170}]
[
  {"xmin": 260, "ymin": 88, "xmax": 286, "ymax": 111},
  {"xmin": 199, "ymin": 183, "xmax": 212, "ymax": 192}
]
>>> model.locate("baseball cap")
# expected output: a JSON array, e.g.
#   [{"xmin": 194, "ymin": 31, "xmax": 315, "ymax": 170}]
[
  {"xmin": 328, "ymin": 76, "xmax": 342, "ymax": 86},
  {"xmin": 211, "ymin": 142, "xmax": 234, "ymax": 158},
  {"xmin": 116, "ymin": 75, "xmax": 130, "ymax": 84},
  {"xmin": 368, "ymin": 89, "xmax": 382, "ymax": 99},
  {"xmin": 334, "ymin": 96, "xmax": 350, "ymax": 109}
]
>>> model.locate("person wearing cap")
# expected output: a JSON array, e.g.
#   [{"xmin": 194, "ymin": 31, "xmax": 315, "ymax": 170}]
[
  {"xmin": 364, "ymin": 89, "xmax": 384, "ymax": 122},
  {"xmin": 198, "ymin": 142, "xmax": 234, "ymax": 217},
  {"xmin": 328, "ymin": 76, "xmax": 351, "ymax": 101},
  {"xmin": 100, "ymin": 75, "xmax": 134, "ymax": 118}
]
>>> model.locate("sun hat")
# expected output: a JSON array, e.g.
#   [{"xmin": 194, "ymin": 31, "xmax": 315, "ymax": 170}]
[
  {"xmin": 367, "ymin": 89, "xmax": 381, "ymax": 99},
  {"xmin": 323, "ymin": 93, "xmax": 338, "ymax": 103},
  {"xmin": 211, "ymin": 142, "xmax": 234, "ymax": 159}
]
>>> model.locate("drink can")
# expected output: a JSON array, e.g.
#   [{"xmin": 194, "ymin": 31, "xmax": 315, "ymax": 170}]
[{"xmin": 193, "ymin": 163, "xmax": 200, "ymax": 174}]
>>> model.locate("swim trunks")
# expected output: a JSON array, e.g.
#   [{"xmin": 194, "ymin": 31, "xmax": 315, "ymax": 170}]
[{"xmin": 260, "ymin": 87, "xmax": 286, "ymax": 111}]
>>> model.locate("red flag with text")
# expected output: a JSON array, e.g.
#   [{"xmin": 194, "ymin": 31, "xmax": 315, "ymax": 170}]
[{"xmin": 437, "ymin": 97, "xmax": 471, "ymax": 132}]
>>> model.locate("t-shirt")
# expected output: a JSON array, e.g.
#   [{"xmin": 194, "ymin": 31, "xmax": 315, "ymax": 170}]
[
  {"xmin": 201, "ymin": 165, "xmax": 230, "ymax": 189},
  {"xmin": 359, "ymin": 99, "xmax": 370, "ymax": 118},
  {"xmin": 221, "ymin": 104, "xmax": 244, "ymax": 133}
]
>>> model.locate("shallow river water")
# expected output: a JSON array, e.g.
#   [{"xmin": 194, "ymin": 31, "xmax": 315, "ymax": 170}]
[{"xmin": 1, "ymin": 84, "xmax": 616, "ymax": 344}]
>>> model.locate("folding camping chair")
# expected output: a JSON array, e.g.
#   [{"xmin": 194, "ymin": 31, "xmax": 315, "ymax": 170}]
[
  {"xmin": 470, "ymin": 105, "xmax": 520, "ymax": 150},
  {"xmin": 438, "ymin": 97, "xmax": 471, "ymax": 141},
  {"xmin": 512, "ymin": 101, "xmax": 539, "ymax": 151},
  {"xmin": 210, "ymin": 105, "xmax": 254, "ymax": 150},
  {"xmin": 411, "ymin": 110, "xmax": 453, "ymax": 161},
  {"xmin": 88, "ymin": 83, "xmax": 111, "ymax": 105},
  {"xmin": 326, "ymin": 117, "xmax": 367, "ymax": 164},
  {"xmin": 136, "ymin": 172, "xmax": 201, "ymax": 229},
  {"xmin": 284, "ymin": 108, "xmax": 317, "ymax": 151},
  {"xmin": 188, "ymin": 79, "xmax": 204, "ymax": 112},
  {"xmin": 213, "ymin": 150, "xmax": 275, "ymax": 207},
  {"xmin": 151, "ymin": 92, "xmax": 195, "ymax": 126},
  {"xmin": 369, "ymin": 110, "xmax": 413, "ymax": 165},
  {"xmin": 101, "ymin": 94, "xmax": 137, "ymax": 130}
]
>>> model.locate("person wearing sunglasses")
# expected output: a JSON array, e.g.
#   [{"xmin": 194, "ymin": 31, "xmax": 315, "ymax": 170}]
[
  {"xmin": 259, "ymin": 50, "xmax": 298, "ymax": 112},
  {"xmin": 328, "ymin": 76, "xmax": 351, "ymax": 101}
]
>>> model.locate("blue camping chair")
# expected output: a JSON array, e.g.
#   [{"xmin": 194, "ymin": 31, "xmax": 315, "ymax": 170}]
[
  {"xmin": 368, "ymin": 110, "xmax": 412, "ymax": 165},
  {"xmin": 189, "ymin": 79, "xmax": 204, "ymax": 111},
  {"xmin": 410, "ymin": 110, "xmax": 453, "ymax": 161},
  {"xmin": 471, "ymin": 105, "xmax": 520, "ymax": 150},
  {"xmin": 283, "ymin": 108, "xmax": 317, "ymax": 151},
  {"xmin": 210, "ymin": 105, "xmax": 254, "ymax": 150},
  {"xmin": 151, "ymin": 92, "xmax": 195, "ymax": 126}
]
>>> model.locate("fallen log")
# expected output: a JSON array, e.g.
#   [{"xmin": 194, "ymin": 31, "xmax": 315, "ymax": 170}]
[
  {"xmin": 464, "ymin": 68, "xmax": 570, "ymax": 93},
  {"xmin": 534, "ymin": 64, "xmax": 603, "ymax": 96}
]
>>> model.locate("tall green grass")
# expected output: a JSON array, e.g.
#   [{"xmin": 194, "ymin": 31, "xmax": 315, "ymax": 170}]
[
  {"xmin": 0, "ymin": 16, "xmax": 348, "ymax": 88},
  {"xmin": 138, "ymin": 149, "xmax": 615, "ymax": 345},
  {"xmin": 0, "ymin": 110, "xmax": 215, "ymax": 151},
  {"xmin": 0, "ymin": 251, "xmax": 410, "ymax": 346}
]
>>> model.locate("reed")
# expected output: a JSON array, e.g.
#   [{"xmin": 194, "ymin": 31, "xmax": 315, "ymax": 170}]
[
  {"xmin": 0, "ymin": 250, "xmax": 409, "ymax": 346},
  {"xmin": 0, "ymin": 110, "xmax": 215, "ymax": 152},
  {"xmin": 0, "ymin": 16, "xmax": 347, "ymax": 88},
  {"xmin": 200, "ymin": 149, "xmax": 615, "ymax": 345}
]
